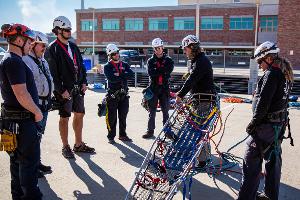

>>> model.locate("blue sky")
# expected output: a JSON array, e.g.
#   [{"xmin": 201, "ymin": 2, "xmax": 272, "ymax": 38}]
[{"xmin": 0, "ymin": 0, "xmax": 177, "ymax": 33}]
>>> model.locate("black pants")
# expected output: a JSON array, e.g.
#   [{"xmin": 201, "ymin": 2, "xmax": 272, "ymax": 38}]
[
  {"xmin": 106, "ymin": 95, "xmax": 129, "ymax": 140},
  {"xmin": 238, "ymin": 123, "xmax": 284, "ymax": 200},
  {"xmin": 147, "ymin": 87, "xmax": 170, "ymax": 132},
  {"xmin": 8, "ymin": 120, "xmax": 42, "ymax": 200}
]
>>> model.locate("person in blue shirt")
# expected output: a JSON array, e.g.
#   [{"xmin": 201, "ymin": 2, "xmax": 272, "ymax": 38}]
[{"xmin": 0, "ymin": 23, "xmax": 43, "ymax": 200}]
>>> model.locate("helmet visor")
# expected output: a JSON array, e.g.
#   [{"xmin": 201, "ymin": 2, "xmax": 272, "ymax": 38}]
[{"xmin": 24, "ymin": 29, "xmax": 36, "ymax": 40}]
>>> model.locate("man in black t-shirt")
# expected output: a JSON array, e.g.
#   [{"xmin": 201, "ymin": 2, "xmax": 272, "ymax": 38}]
[
  {"xmin": 0, "ymin": 23, "xmax": 43, "ymax": 200},
  {"xmin": 46, "ymin": 16, "xmax": 94, "ymax": 159}
]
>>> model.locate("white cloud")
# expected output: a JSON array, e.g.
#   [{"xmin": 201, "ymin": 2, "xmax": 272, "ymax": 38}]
[{"xmin": 17, "ymin": 0, "xmax": 75, "ymax": 33}]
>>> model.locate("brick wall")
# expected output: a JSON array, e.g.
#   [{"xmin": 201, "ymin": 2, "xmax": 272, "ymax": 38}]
[
  {"xmin": 76, "ymin": 7, "xmax": 256, "ymax": 46},
  {"xmin": 277, "ymin": 0, "xmax": 300, "ymax": 69}
]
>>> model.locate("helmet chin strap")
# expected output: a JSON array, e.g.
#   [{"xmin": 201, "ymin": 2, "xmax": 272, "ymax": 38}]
[
  {"xmin": 10, "ymin": 37, "xmax": 28, "ymax": 56},
  {"xmin": 59, "ymin": 30, "xmax": 70, "ymax": 41}
]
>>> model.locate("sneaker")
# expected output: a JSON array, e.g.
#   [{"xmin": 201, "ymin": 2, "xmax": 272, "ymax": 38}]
[
  {"xmin": 142, "ymin": 130, "xmax": 154, "ymax": 139},
  {"xmin": 73, "ymin": 143, "xmax": 95, "ymax": 153},
  {"xmin": 108, "ymin": 139, "xmax": 116, "ymax": 144},
  {"xmin": 256, "ymin": 192, "xmax": 270, "ymax": 200},
  {"xmin": 39, "ymin": 163, "xmax": 52, "ymax": 173},
  {"xmin": 62, "ymin": 145, "xmax": 75, "ymax": 159},
  {"xmin": 119, "ymin": 136, "xmax": 133, "ymax": 142}
]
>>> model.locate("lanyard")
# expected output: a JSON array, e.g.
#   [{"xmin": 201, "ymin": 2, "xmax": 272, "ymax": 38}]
[
  {"xmin": 110, "ymin": 61, "xmax": 123, "ymax": 74},
  {"xmin": 156, "ymin": 60, "xmax": 164, "ymax": 85},
  {"xmin": 55, "ymin": 39, "xmax": 78, "ymax": 67}
]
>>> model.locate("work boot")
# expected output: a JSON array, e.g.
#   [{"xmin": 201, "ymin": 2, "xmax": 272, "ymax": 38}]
[
  {"xmin": 119, "ymin": 136, "xmax": 133, "ymax": 142},
  {"xmin": 39, "ymin": 163, "xmax": 52, "ymax": 173},
  {"xmin": 142, "ymin": 130, "xmax": 154, "ymax": 139}
]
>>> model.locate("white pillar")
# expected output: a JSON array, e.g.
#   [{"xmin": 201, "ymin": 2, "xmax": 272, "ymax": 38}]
[
  {"xmin": 248, "ymin": 1, "xmax": 260, "ymax": 94},
  {"xmin": 196, "ymin": 1, "xmax": 200, "ymax": 38}
]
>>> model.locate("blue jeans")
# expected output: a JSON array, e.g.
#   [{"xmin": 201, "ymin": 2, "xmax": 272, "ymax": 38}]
[
  {"xmin": 37, "ymin": 111, "xmax": 48, "ymax": 135},
  {"xmin": 37, "ymin": 111, "xmax": 48, "ymax": 164},
  {"xmin": 9, "ymin": 120, "xmax": 42, "ymax": 200}
]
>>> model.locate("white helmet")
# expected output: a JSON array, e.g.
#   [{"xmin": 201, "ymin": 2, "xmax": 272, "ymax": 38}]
[
  {"xmin": 181, "ymin": 35, "xmax": 200, "ymax": 49},
  {"xmin": 53, "ymin": 16, "xmax": 72, "ymax": 30},
  {"xmin": 34, "ymin": 31, "xmax": 48, "ymax": 45},
  {"xmin": 252, "ymin": 41, "xmax": 280, "ymax": 60},
  {"xmin": 152, "ymin": 38, "xmax": 163, "ymax": 48},
  {"xmin": 106, "ymin": 43, "xmax": 119, "ymax": 55}
]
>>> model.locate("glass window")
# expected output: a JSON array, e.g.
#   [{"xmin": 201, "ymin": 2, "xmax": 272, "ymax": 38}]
[
  {"xmin": 102, "ymin": 19, "xmax": 119, "ymax": 31},
  {"xmin": 174, "ymin": 17, "xmax": 195, "ymax": 30},
  {"xmin": 81, "ymin": 20, "xmax": 97, "ymax": 31},
  {"xmin": 230, "ymin": 16, "xmax": 254, "ymax": 30},
  {"xmin": 201, "ymin": 17, "xmax": 223, "ymax": 30},
  {"xmin": 260, "ymin": 16, "xmax": 278, "ymax": 32},
  {"xmin": 125, "ymin": 18, "xmax": 143, "ymax": 31},
  {"xmin": 149, "ymin": 18, "xmax": 168, "ymax": 31}
]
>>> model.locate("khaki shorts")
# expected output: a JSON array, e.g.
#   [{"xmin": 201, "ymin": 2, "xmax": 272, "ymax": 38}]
[{"xmin": 59, "ymin": 94, "xmax": 85, "ymax": 118}]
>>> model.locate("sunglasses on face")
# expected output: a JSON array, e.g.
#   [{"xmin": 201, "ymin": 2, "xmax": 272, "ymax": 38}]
[
  {"xmin": 111, "ymin": 51, "xmax": 119, "ymax": 56},
  {"xmin": 62, "ymin": 29, "xmax": 71, "ymax": 33}
]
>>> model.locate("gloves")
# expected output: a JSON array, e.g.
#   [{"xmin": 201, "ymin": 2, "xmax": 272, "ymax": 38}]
[{"xmin": 246, "ymin": 120, "xmax": 257, "ymax": 135}]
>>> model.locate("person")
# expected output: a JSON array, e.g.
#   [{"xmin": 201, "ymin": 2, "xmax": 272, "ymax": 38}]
[
  {"xmin": 104, "ymin": 43, "xmax": 134, "ymax": 144},
  {"xmin": 46, "ymin": 16, "xmax": 95, "ymax": 159},
  {"xmin": 22, "ymin": 31, "xmax": 53, "ymax": 177},
  {"xmin": 142, "ymin": 38, "xmax": 174, "ymax": 139},
  {"xmin": 0, "ymin": 23, "xmax": 43, "ymax": 200},
  {"xmin": 237, "ymin": 41, "xmax": 294, "ymax": 200},
  {"xmin": 176, "ymin": 35, "xmax": 216, "ymax": 167}
]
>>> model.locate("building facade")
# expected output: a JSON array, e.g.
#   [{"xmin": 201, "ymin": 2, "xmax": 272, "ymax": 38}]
[{"xmin": 75, "ymin": 0, "xmax": 300, "ymax": 68}]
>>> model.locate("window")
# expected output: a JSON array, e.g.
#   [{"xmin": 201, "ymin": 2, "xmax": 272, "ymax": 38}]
[
  {"xmin": 174, "ymin": 17, "xmax": 195, "ymax": 30},
  {"xmin": 102, "ymin": 19, "xmax": 119, "ymax": 31},
  {"xmin": 233, "ymin": 0, "xmax": 240, "ymax": 3},
  {"xmin": 125, "ymin": 18, "xmax": 143, "ymax": 31},
  {"xmin": 149, "ymin": 18, "xmax": 168, "ymax": 31},
  {"xmin": 201, "ymin": 16, "xmax": 223, "ymax": 30},
  {"xmin": 81, "ymin": 20, "xmax": 97, "ymax": 31},
  {"xmin": 230, "ymin": 16, "xmax": 254, "ymax": 30},
  {"xmin": 260, "ymin": 16, "xmax": 278, "ymax": 32}
]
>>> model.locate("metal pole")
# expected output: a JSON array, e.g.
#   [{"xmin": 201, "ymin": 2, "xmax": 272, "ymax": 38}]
[
  {"xmin": 248, "ymin": 1, "xmax": 260, "ymax": 94},
  {"xmin": 92, "ymin": 8, "xmax": 95, "ymax": 66},
  {"xmin": 254, "ymin": 1, "xmax": 259, "ymax": 48},
  {"xmin": 223, "ymin": 49, "xmax": 226, "ymax": 73},
  {"xmin": 196, "ymin": 0, "xmax": 200, "ymax": 38}
]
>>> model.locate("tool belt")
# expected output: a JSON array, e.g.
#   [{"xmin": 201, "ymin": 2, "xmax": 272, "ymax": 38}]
[
  {"xmin": 1, "ymin": 105, "xmax": 33, "ymax": 120},
  {"xmin": 0, "ymin": 116, "xmax": 19, "ymax": 152},
  {"xmin": 39, "ymin": 96, "xmax": 52, "ymax": 112},
  {"xmin": 72, "ymin": 84, "xmax": 84, "ymax": 96},
  {"xmin": 266, "ymin": 109, "xmax": 287, "ymax": 123},
  {"xmin": 107, "ymin": 88, "xmax": 128, "ymax": 101}
]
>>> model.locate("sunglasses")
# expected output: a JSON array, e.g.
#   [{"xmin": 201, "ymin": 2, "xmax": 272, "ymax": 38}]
[
  {"xmin": 111, "ymin": 51, "xmax": 119, "ymax": 56},
  {"xmin": 62, "ymin": 29, "xmax": 71, "ymax": 33}
]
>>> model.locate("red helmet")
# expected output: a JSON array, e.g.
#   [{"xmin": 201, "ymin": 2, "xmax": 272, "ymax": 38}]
[{"xmin": 1, "ymin": 23, "xmax": 35, "ymax": 41}]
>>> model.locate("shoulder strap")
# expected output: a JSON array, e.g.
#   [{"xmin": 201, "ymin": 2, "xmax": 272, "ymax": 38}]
[{"xmin": 28, "ymin": 55, "xmax": 52, "ymax": 99}]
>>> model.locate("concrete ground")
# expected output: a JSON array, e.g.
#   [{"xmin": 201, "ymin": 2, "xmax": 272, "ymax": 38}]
[{"xmin": 0, "ymin": 88, "xmax": 299, "ymax": 200}]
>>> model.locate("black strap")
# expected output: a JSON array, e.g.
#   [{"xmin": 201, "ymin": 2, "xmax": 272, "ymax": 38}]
[
  {"xmin": 284, "ymin": 117, "xmax": 294, "ymax": 146},
  {"xmin": 28, "ymin": 55, "xmax": 52, "ymax": 100}
]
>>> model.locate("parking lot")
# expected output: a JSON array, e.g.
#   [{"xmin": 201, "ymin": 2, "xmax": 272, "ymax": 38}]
[{"xmin": 1, "ymin": 88, "xmax": 300, "ymax": 200}]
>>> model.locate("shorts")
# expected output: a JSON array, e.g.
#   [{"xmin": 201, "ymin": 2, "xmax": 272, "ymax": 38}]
[{"xmin": 59, "ymin": 94, "xmax": 85, "ymax": 118}]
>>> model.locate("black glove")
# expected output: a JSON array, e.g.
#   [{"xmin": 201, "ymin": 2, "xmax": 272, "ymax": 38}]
[{"xmin": 246, "ymin": 120, "xmax": 257, "ymax": 135}]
